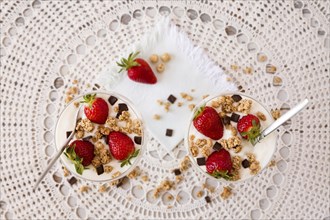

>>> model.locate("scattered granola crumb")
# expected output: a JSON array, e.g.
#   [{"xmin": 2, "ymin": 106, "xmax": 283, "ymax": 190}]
[
  {"xmin": 104, "ymin": 165, "xmax": 114, "ymax": 173},
  {"xmin": 149, "ymin": 54, "xmax": 159, "ymax": 63},
  {"xmin": 177, "ymin": 102, "xmax": 183, "ymax": 107},
  {"xmin": 153, "ymin": 114, "xmax": 161, "ymax": 120},
  {"xmin": 180, "ymin": 156, "xmax": 190, "ymax": 171},
  {"xmin": 98, "ymin": 184, "xmax": 108, "ymax": 193},
  {"xmin": 273, "ymin": 76, "xmax": 283, "ymax": 86},
  {"xmin": 167, "ymin": 194, "xmax": 174, "ymax": 200},
  {"xmin": 141, "ymin": 175, "xmax": 149, "ymax": 182},
  {"xmin": 110, "ymin": 171, "xmax": 121, "ymax": 186},
  {"xmin": 256, "ymin": 111, "xmax": 266, "ymax": 121},
  {"xmin": 156, "ymin": 63, "xmax": 165, "ymax": 73},
  {"xmin": 176, "ymin": 195, "xmax": 182, "ymax": 201},
  {"xmin": 268, "ymin": 160, "xmax": 276, "ymax": 167},
  {"xmin": 191, "ymin": 89, "xmax": 195, "ymax": 92},
  {"xmin": 157, "ymin": 99, "xmax": 164, "ymax": 105},
  {"xmin": 230, "ymin": 125, "xmax": 238, "ymax": 136},
  {"xmin": 202, "ymin": 94, "xmax": 209, "ymax": 99},
  {"xmin": 175, "ymin": 175, "xmax": 183, "ymax": 183},
  {"xmin": 73, "ymin": 102, "xmax": 80, "ymax": 108},
  {"xmin": 62, "ymin": 166, "xmax": 70, "ymax": 177},
  {"xmin": 164, "ymin": 102, "xmax": 171, "ymax": 112},
  {"xmin": 230, "ymin": 64, "xmax": 239, "ymax": 71},
  {"xmin": 127, "ymin": 167, "xmax": 141, "ymax": 179},
  {"xmin": 160, "ymin": 53, "xmax": 171, "ymax": 62},
  {"xmin": 233, "ymin": 145, "xmax": 242, "ymax": 153},
  {"xmin": 65, "ymin": 95, "xmax": 73, "ymax": 103},
  {"xmin": 197, "ymin": 190, "xmax": 204, "ymax": 198},
  {"xmin": 188, "ymin": 104, "xmax": 195, "ymax": 111},
  {"xmin": 113, "ymin": 106, "xmax": 119, "ymax": 113},
  {"xmin": 79, "ymin": 185, "xmax": 90, "ymax": 193},
  {"xmin": 226, "ymin": 77, "xmax": 233, "ymax": 82},
  {"xmin": 75, "ymin": 130, "xmax": 84, "ymax": 139},
  {"xmin": 220, "ymin": 186, "xmax": 232, "ymax": 199},
  {"xmin": 72, "ymin": 79, "xmax": 79, "ymax": 84},
  {"xmin": 266, "ymin": 64, "xmax": 277, "ymax": 74},
  {"xmin": 247, "ymin": 153, "xmax": 261, "ymax": 175},
  {"xmin": 243, "ymin": 67, "xmax": 253, "ymax": 74},
  {"xmin": 237, "ymin": 99, "xmax": 252, "ymax": 114},
  {"xmin": 167, "ymin": 205, "xmax": 173, "ymax": 209},
  {"xmin": 257, "ymin": 54, "xmax": 267, "ymax": 62},
  {"xmin": 153, "ymin": 180, "xmax": 175, "ymax": 198},
  {"xmin": 190, "ymin": 144, "xmax": 199, "ymax": 157},
  {"xmin": 271, "ymin": 109, "xmax": 281, "ymax": 120}
]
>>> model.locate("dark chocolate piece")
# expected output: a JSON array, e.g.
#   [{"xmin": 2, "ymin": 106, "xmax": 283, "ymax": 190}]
[
  {"xmin": 96, "ymin": 165, "xmax": 104, "ymax": 175},
  {"xmin": 197, "ymin": 157, "xmax": 206, "ymax": 166},
  {"xmin": 205, "ymin": 196, "xmax": 211, "ymax": 203},
  {"xmin": 82, "ymin": 135, "xmax": 93, "ymax": 141},
  {"xmin": 173, "ymin": 169, "xmax": 181, "ymax": 176},
  {"xmin": 230, "ymin": 113, "xmax": 240, "ymax": 122},
  {"xmin": 231, "ymin": 94, "xmax": 242, "ymax": 102},
  {"xmin": 222, "ymin": 115, "xmax": 231, "ymax": 125},
  {"xmin": 116, "ymin": 178, "xmax": 124, "ymax": 188},
  {"xmin": 134, "ymin": 136, "xmax": 142, "ymax": 145},
  {"xmin": 213, "ymin": 142, "xmax": 222, "ymax": 151},
  {"xmin": 242, "ymin": 159, "xmax": 250, "ymax": 168},
  {"xmin": 68, "ymin": 177, "xmax": 77, "ymax": 185},
  {"xmin": 66, "ymin": 131, "xmax": 72, "ymax": 138},
  {"xmin": 167, "ymin": 94, "xmax": 177, "ymax": 104},
  {"xmin": 115, "ymin": 112, "xmax": 121, "ymax": 119},
  {"xmin": 165, "ymin": 129, "xmax": 173, "ymax": 137},
  {"xmin": 108, "ymin": 96, "xmax": 118, "ymax": 105},
  {"xmin": 118, "ymin": 103, "xmax": 128, "ymax": 112}
]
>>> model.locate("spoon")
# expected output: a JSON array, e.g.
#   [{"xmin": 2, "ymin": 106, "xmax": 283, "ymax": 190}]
[
  {"xmin": 252, "ymin": 99, "xmax": 309, "ymax": 146},
  {"xmin": 33, "ymin": 105, "xmax": 82, "ymax": 191}
]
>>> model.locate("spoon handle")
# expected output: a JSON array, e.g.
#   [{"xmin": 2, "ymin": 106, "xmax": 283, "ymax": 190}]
[{"xmin": 262, "ymin": 99, "xmax": 309, "ymax": 137}]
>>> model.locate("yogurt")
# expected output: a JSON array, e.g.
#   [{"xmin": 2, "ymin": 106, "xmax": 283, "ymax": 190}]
[
  {"xmin": 186, "ymin": 93, "xmax": 277, "ymax": 182},
  {"xmin": 55, "ymin": 91, "xmax": 144, "ymax": 182}
]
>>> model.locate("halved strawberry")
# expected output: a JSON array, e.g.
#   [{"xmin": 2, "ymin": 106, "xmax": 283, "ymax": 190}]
[
  {"xmin": 65, "ymin": 140, "xmax": 95, "ymax": 175},
  {"xmin": 206, "ymin": 149, "xmax": 233, "ymax": 180},
  {"xmin": 107, "ymin": 131, "xmax": 140, "ymax": 167},
  {"xmin": 237, "ymin": 114, "xmax": 261, "ymax": 144},
  {"xmin": 193, "ymin": 106, "xmax": 224, "ymax": 140},
  {"xmin": 81, "ymin": 94, "xmax": 109, "ymax": 124},
  {"xmin": 117, "ymin": 52, "xmax": 157, "ymax": 84}
]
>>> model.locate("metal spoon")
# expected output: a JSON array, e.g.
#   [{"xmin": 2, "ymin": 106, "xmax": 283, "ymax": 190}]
[
  {"xmin": 252, "ymin": 99, "xmax": 309, "ymax": 146},
  {"xmin": 33, "ymin": 105, "xmax": 82, "ymax": 191}
]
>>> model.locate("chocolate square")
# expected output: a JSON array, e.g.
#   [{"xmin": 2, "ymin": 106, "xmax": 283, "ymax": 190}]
[
  {"xmin": 173, "ymin": 169, "xmax": 181, "ymax": 176},
  {"xmin": 134, "ymin": 136, "xmax": 142, "ymax": 145},
  {"xmin": 96, "ymin": 165, "xmax": 104, "ymax": 175},
  {"xmin": 82, "ymin": 135, "xmax": 93, "ymax": 141},
  {"xmin": 66, "ymin": 131, "xmax": 72, "ymax": 138},
  {"xmin": 231, "ymin": 94, "xmax": 242, "ymax": 102},
  {"xmin": 230, "ymin": 113, "xmax": 240, "ymax": 122},
  {"xmin": 213, "ymin": 142, "xmax": 222, "ymax": 151},
  {"xmin": 165, "ymin": 129, "xmax": 173, "ymax": 137},
  {"xmin": 197, "ymin": 157, "xmax": 206, "ymax": 166},
  {"xmin": 167, "ymin": 95, "xmax": 177, "ymax": 104},
  {"xmin": 68, "ymin": 177, "xmax": 77, "ymax": 185},
  {"xmin": 116, "ymin": 178, "xmax": 124, "ymax": 188},
  {"xmin": 108, "ymin": 95, "xmax": 118, "ymax": 105},
  {"xmin": 222, "ymin": 115, "xmax": 231, "ymax": 125},
  {"xmin": 118, "ymin": 103, "xmax": 128, "ymax": 112},
  {"xmin": 242, "ymin": 159, "xmax": 250, "ymax": 168},
  {"xmin": 205, "ymin": 196, "xmax": 211, "ymax": 203}
]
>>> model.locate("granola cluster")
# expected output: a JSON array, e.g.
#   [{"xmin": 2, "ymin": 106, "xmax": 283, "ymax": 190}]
[
  {"xmin": 247, "ymin": 153, "xmax": 261, "ymax": 175},
  {"xmin": 92, "ymin": 142, "xmax": 111, "ymax": 167}
]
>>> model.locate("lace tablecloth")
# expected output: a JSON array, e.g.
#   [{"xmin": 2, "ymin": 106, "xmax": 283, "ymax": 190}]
[{"xmin": 1, "ymin": 0, "xmax": 329, "ymax": 219}]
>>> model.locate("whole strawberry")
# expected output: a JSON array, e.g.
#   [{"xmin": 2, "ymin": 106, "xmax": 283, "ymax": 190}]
[
  {"xmin": 206, "ymin": 149, "xmax": 232, "ymax": 180},
  {"xmin": 237, "ymin": 114, "xmax": 261, "ymax": 144},
  {"xmin": 65, "ymin": 140, "xmax": 95, "ymax": 174},
  {"xmin": 117, "ymin": 52, "xmax": 157, "ymax": 84},
  {"xmin": 193, "ymin": 106, "xmax": 224, "ymax": 140},
  {"xmin": 81, "ymin": 94, "xmax": 109, "ymax": 124},
  {"xmin": 107, "ymin": 131, "xmax": 140, "ymax": 167}
]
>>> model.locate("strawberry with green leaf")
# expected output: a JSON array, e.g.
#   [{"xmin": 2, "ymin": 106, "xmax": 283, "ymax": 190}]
[
  {"xmin": 81, "ymin": 94, "xmax": 109, "ymax": 124},
  {"xmin": 206, "ymin": 149, "xmax": 233, "ymax": 180},
  {"xmin": 117, "ymin": 52, "xmax": 157, "ymax": 84},
  {"xmin": 64, "ymin": 140, "xmax": 95, "ymax": 175},
  {"xmin": 107, "ymin": 131, "xmax": 140, "ymax": 167},
  {"xmin": 237, "ymin": 114, "xmax": 261, "ymax": 144}
]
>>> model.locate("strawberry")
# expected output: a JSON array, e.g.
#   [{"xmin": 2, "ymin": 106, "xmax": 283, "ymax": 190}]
[
  {"xmin": 237, "ymin": 114, "xmax": 261, "ymax": 144},
  {"xmin": 107, "ymin": 131, "xmax": 140, "ymax": 167},
  {"xmin": 65, "ymin": 140, "xmax": 95, "ymax": 174},
  {"xmin": 117, "ymin": 52, "xmax": 157, "ymax": 84},
  {"xmin": 206, "ymin": 149, "xmax": 233, "ymax": 180},
  {"xmin": 193, "ymin": 106, "xmax": 224, "ymax": 140},
  {"xmin": 81, "ymin": 94, "xmax": 109, "ymax": 124}
]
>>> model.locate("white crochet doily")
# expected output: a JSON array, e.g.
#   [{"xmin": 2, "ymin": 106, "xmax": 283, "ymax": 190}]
[{"xmin": 1, "ymin": 0, "xmax": 329, "ymax": 219}]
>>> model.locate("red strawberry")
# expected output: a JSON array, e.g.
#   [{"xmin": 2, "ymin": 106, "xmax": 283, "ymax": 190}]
[
  {"xmin": 206, "ymin": 149, "xmax": 233, "ymax": 180},
  {"xmin": 117, "ymin": 52, "xmax": 157, "ymax": 84},
  {"xmin": 65, "ymin": 140, "xmax": 95, "ymax": 174},
  {"xmin": 193, "ymin": 106, "xmax": 224, "ymax": 140},
  {"xmin": 237, "ymin": 114, "xmax": 261, "ymax": 144},
  {"xmin": 81, "ymin": 94, "xmax": 109, "ymax": 124},
  {"xmin": 107, "ymin": 131, "xmax": 140, "ymax": 167}
]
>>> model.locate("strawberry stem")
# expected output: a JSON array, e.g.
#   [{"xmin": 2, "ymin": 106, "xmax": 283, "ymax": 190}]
[
  {"xmin": 120, "ymin": 149, "xmax": 140, "ymax": 167},
  {"xmin": 80, "ymin": 94, "xmax": 96, "ymax": 108},
  {"xmin": 117, "ymin": 52, "xmax": 141, "ymax": 73},
  {"xmin": 64, "ymin": 145, "xmax": 85, "ymax": 175},
  {"xmin": 211, "ymin": 170, "xmax": 233, "ymax": 180},
  {"xmin": 193, "ymin": 104, "xmax": 205, "ymax": 120}
]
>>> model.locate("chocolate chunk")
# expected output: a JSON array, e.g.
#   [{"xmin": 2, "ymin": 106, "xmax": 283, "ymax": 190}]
[
  {"xmin": 222, "ymin": 115, "xmax": 231, "ymax": 125},
  {"xmin": 230, "ymin": 113, "xmax": 240, "ymax": 122},
  {"xmin": 66, "ymin": 131, "xmax": 72, "ymax": 138},
  {"xmin": 82, "ymin": 135, "xmax": 93, "ymax": 141},
  {"xmin": 134, "ymin": 136, "xmax": 142, "ymax": 145},
  {"xmin": 103, "ymin": 135, "xmax": 108, "ymax": 143},
  {"xmin": 213, "ymin": 142, "xmax": 222, "ymax": 151},
  {"xmin": 231, "ymin": 94, "xmax": 242, "ymax": 102},
  {"xmin": 68, "ymin": 177, "xmax": 77, "ymax": 185},
  {"xmin": 242, "ymin": 159, "xmax": 250, "ymax": 168},
  {"xmin": 96, "ymin": 165, "xmax": 104, "ymax": 175},
  {"xmin": 167, "ymin": 94, "xmax": 177, "ymax": 104},
  {"xmin": 165, "ymin": 129, "xmax": 173, "ymax": 137},
  {"xmin": 205, "ymin": 196, "xmax": 211, "ymax": 203},
  {"xmin": 108, "ymin": 95, "xmax": 118, "ymax": 105},
  {"xmin": 118, "ymin": 103, "xmax": 128, "ymax": 112},
  {"xmin": 173, "ymin": 169, "xmax": 181, "ymax": 176},
  {"xmin": 115, "ymin": 112, "xmax": 121, "ymax": 119},
  {"xmin": 116, "ymin": 178, "xmax": 124, "ymax": 188},
  {"xmin": 197, "ymin": 157, "xmax": 206, "ymax": 166}
]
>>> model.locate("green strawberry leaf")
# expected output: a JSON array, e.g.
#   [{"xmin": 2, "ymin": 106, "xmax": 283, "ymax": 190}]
[
  {"xmin": 211, "ymin": 170, "xmax": 233, "ymax": 181},
  {"xmin": 65, "ymin": 145, "xmax": 86, "ymax": 175},
  {"xmin": 117, "ymin": 51, "xmax": 141, "ymax": 73},
  {"xmin": 74, "ymin": 163, "xmax": 84, "ymax": 175},
  {"xmin": 120, "ymin": 149, "xmax": 140, "ymax": 167},
  {"xmin": 193, "ymin": 104, "xmax": 206, "ymax": 120}
]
